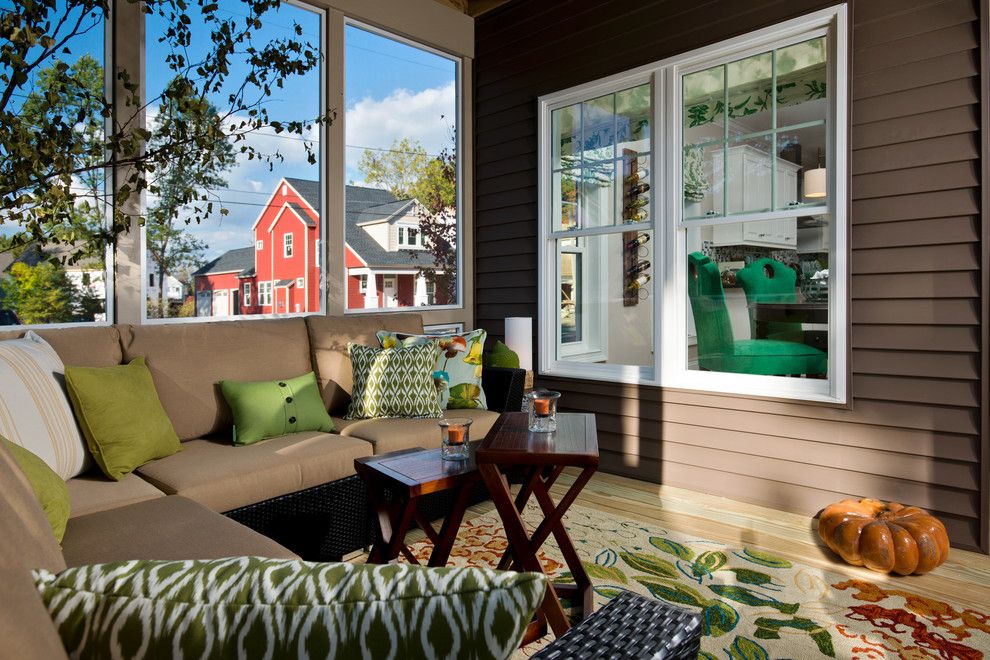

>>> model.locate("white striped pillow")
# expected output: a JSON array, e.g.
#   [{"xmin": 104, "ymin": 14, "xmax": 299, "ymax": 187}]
[{"xmin": 0, "ymin": 331, "xmax": 91, "ymax": 479}]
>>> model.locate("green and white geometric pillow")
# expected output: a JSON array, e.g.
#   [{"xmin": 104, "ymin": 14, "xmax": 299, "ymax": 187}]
[
  {"xmin": 378, "ymin": 329, "xmax": 488, "ymax": 410},
  {"xmin": 345, "ymin": 342, "xmax": 444, "ymax": 419},
  {"xmin": 34, "ymin": 557, "xmax": 547, "ymax": 660}
]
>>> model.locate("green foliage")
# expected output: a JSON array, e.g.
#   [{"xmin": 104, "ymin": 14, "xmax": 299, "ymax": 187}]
[
  {"xmin": 358, "ymin": 138, "xmax": 428, "ymax": 199},
  {"xmin": 0, "ymin": 262, "xmax": 76, "ymax": 324},
  {"xmin": 483, "ymin": 340, "xmax": 520, "ymax": 369}
]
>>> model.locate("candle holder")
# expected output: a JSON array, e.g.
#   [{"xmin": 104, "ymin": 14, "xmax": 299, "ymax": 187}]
[
  {"xmin": 439, "ymin": 418, "xmax": 473, "ymax": 461},
  {"xmin": 525, "ymin": 390, "xmax": 561, "ymax": 432}
]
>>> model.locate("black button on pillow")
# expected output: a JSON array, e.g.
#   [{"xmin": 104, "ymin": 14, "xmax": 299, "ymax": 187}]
[
  {"xmin": 288, "ymin": 416, "xmax": 297, "ymax": 424},
  {"xmin": 286, "ymin": 396, "xmax": 293, "ymax": 403},
  {"xmin": 278, "ymin": 382, "xmax": 287, "ymax": 387}
]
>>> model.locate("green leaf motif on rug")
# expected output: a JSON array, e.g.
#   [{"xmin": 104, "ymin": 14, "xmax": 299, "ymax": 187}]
[
  {"xmin": 620, "ymin": 550, "xmax": 678, "ymax": 578},
  {"xmin": 690, "ymin": 550, "xmax": 727, "ymax": 579},
  {"xmin": 735, "ymin": 548, "xmax": 793, "ymax": 569},
  {"xmin": 593, "ymin": 586, "xmax": 628, "ymax": 600},
  {"xmin": 726, "ymin": 636, "xmax": 770, "ymax": 660},
  {"xmin": 754, "ymin": 616, "xmax": 836, "ymax": 657},
  {"xmin": 649, "ymin": 537, "xmax": 694, "ymax": 561},
  {"xmin": 581, "ymin": 561, "xmax": 628, "ymax": 584},
  {"xmin": 634, "ymin": 576, "xmax": 705, "ymax": 607},
  {"xmin": 704, "ymin": 600, "xmax": 741, "ymax": 637},
  {"xmin": 708, "ymin": 585, "xmax": 799, "ymax": 615},
  {"xmin": 727, "ymin": 568, "xmax": 779, "ymax": 588},
  {"xmin": 634, "ymin": 576, "xmax": 740, "ymax": 637}
]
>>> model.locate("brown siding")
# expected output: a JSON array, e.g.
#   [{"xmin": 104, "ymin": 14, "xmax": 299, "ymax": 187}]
[{"xmin": 474, "ymin": 0, "xmax": 988, "ymax": 550}]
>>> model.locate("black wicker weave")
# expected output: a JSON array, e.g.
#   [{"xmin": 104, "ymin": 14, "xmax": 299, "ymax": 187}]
[
  {"xmin": 482, "ymin": 366, "xmax": 526, "ymax": 413},
  {"xmin": 533, "ymin": 591, "xmax": 702, "ymax": 660}
]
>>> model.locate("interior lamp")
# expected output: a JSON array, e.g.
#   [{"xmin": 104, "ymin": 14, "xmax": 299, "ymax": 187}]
[
  {"xmin": 804, "ymin": 149, "xmax": 827, "ymax": 199},
  {"xmin": 504, "ymin": 317, "xmax": 534, "ymax": 391}
]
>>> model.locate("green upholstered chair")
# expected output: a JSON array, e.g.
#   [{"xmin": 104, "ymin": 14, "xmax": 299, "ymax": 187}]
[
  {"xmin": 736, "ymin": 257, "xmax": 802, "ymax": 342},
  {"xmin": 687, "ymin": 252, "xmax": 827, "ymax": 376}
]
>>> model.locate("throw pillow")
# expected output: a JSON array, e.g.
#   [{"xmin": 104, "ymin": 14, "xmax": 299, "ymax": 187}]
[
  {"xmin": 221, "ymin": 371, "xmax": 335, "ymax": 446},
  {"xmin": 485, "ymin": 340, "xmax": 521, "ymax": 369},
  {"xmin": 34, "ymin": 557, "xmax": 546, "ymax": 660},
  {"xmin": 345, "ymin": 342, "xmax": 443, "ymax": 419},
  {"xmin": 1, "ymin": 437, "xmax": 69, "ymax": 543},
  {"xmin": 377, "ymin": 328, "xmax": 488, "ymax": 409},
  {"xmin": 64, "ymin": 357, "xmax": 181, "ymax": 481},
  {"xmin": 0, "ymin": 331, "xmax": 91, "ymax": 478}
]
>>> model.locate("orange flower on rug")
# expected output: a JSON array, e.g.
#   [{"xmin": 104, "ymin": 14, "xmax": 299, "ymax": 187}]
[{"xmin": 406, "ymin": 502, "xmax": 990, "ymax": 659}]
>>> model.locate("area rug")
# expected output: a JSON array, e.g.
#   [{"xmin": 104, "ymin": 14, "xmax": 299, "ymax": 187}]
[{"xmin": 405, "ymin": 502, "xmax": 990, "ymax": 659}]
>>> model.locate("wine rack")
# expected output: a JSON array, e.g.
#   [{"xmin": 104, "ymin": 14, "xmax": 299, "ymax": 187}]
[{"xmin": 622, "ymin": 149, "xmax": 650, "ymax": 307}]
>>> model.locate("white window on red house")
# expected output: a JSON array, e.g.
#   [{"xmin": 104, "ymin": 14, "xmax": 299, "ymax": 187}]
[
  {"xmin": 296, "ymin": 277, "xmax": 304, "ymax": 288},
  {"xmin": 284, "ymin": 233, "xmax": 293, "ymax": 257},
  {"xmin": 256, "ymin": 240, "xmax": 263, "ymax": 251},
  {"xmin": 359, "ymin": 274, "xmax": 368, "ymax": 293},
  {"xmin": 243, "ymin": 282, "xmax": 251, "ymax": 306}
]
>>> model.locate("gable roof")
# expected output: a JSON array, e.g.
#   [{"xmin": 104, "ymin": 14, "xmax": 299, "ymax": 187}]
[
  {"xmin": 343, "ymin": 186, "xmax": 437, "ymax": 269},
  {"xmin": 192, "ymin": 246, "xmax": 255, "ymax": 276},
  {"xmin": 283, "ymin": 177, "xmax": 322, "ymax": 212}
]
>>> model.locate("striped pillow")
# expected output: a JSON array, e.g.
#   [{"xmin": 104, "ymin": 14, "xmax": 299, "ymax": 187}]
[{"xmin": 0, "ymin": 331, "xmax": 90, "ymax": 479}]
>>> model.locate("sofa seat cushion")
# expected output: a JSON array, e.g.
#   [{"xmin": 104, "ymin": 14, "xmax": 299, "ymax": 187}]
[
  {"xmin": 61, "ymin": 496, "xmax": 297, "ymax": 567},
  {"xmin": 67, "ymin": 470, "xmax": 165, "ymax": 518},
  {"xmin": 135, "ymin": 432, "xmax": 374, "ymax": 512},
  {"xmin": 335, "ymin": 409, "xmax": 501, "ymax": 455}
]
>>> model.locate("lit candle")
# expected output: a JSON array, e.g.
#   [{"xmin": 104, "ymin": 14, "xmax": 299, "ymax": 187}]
[
  {"xmin": 446, "ymin": 426, "xmax": 465, "ymax": 445},
  {"xmin": 533, "ymin": 398, "xmax": 551, "ymax": 417}
]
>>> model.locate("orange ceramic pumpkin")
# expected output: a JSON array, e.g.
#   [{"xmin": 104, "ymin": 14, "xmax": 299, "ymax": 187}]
[{"xmin": 817, "ymin": 498, "xmax": 950, "ymax": 575}]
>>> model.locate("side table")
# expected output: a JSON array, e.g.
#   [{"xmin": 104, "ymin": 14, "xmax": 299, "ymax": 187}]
[
  {"xmin": 355, "ymin": 443, "xmax": 481, "ymax": 567},
  {"xmin": 476, "ymin": 412, "xmax": 599, "ymax": 640}
]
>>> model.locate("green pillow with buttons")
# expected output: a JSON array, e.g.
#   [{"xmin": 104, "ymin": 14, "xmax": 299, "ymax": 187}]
[{"xmin": 220, "ymin": 371, "xmax": 335, "ymax": 446}]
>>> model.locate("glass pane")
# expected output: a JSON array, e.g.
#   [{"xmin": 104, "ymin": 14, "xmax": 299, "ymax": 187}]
[
  {"xmin": 683, "ymin": 66, "xmax": 724, "ymax": 220},
  {"xmin": 554, "ymin": 169, "xmax": 580, "ymax": 231},
  {"xmin": 777, "ymin": 123, "xmax": 827, "ymax": 209},
  {"xmin": 556, "ymin": 231, "xmax": 654, "ymax": 368},
  {"xmin": 552, "ymin": 104, "xmax": 580, "ymax": 170},
  {"xmin": 582, "ymin": 93, "xmax": 615, "ymax": 162},
  {"xmin": 726, "ymin": 51, "xmax": 773, "ymax": 136},
  {"xmin": 143, "ymin": 0, "xmax": 323, "ymax": 319},
  {"xmin": 343, "ymin": 25, "xmax": 459, "ymax": 310},
  {"xmin": 775, "ymin": 37, "xmax": 827, "ymax": 127},
  {"xmin": 686, "ymin": 217, "xmax": 828, "ymax": 377},
  {"xmin": 0, "ymin": 5, "xmax": 109, "ymax": 326},
  {"xmin": 620, "ymin": 155, "xmax": 651, "ymax": 225},
  {"xmin": 725, "ymin": 135, "xmax": 775, "ymax": 216},
  {"xmin": 580, "ymin": 161, "xmax": 615, "ymax": 228},
  {"xmin": 615, "ymin": 84, "xmax": 651, "ymax": 156}
]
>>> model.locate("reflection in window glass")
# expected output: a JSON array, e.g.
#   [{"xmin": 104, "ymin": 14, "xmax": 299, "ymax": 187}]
[
  {"xmin": 344, "ymin": 24, "xmax": 459, "ymax": 310},
  {"xmin": 0, "ymin": 6, "xmax": 108, "ymax": 326},
  {"xmin": 143, "ymin": 0, "xmax": 324, "ymax": 319}
]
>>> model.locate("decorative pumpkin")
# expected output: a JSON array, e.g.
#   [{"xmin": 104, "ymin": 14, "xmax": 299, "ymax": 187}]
[{"xmin": 817, "ymin": 498, "xmax": 950, "ymax": 575}]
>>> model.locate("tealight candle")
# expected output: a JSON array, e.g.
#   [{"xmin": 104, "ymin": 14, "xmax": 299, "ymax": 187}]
[
  {"xmin": 525, "ymin": 390, "xmax": 560, "ymax": 432},
  {"xmin": 446, "ymin": 426, "xmax": 466, "ymax": 445},
  {"xmin": 532, "ymin": 397, "xmax": 551, "ymax": 417},
  {"xmin": 439, "ymin": 418, "xmax": 472, "ymax": 461}
]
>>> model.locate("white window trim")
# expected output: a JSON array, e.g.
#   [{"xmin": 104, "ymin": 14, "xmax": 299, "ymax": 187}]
[
  {"xmin": 557, "ymin": 239, "xmax": 608, "ymax": 363},
  {"xmin": 283, "ymin": 232, "xmax": 293, "ymax": 258},
  {"xmin": 296, "ymin": 276, "xmax": 305, "ymax": 288},
  {"xmin": 256, "ymin": 240, "xmax": 263, "ymax": 251},
  {"xmin": 537, "ymin": 5, "xmax": 848, "ymax": 403},
  {"xmin": 243, "ymin": 282, "xmax": 251, "ymax": 306}
]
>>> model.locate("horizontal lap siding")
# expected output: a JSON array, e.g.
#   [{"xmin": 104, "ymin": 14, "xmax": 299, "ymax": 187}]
[{"xmin": 474, "ymin": 0, "xmax": 987, "ymax": 550}]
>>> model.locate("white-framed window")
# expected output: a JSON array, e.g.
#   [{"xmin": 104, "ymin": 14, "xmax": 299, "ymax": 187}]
[
  {"xmin": 283, "ymin": 233, "xmax": 293, "ymax": 258},
  {"xmin": 359, "ymin": 274, "xmax": 368, "ymax": 294},
  {"xmin": 397, "ymin": 227, "xmax": 405, "ymax": 245},
  {"xmin": 258, "ymin": 281, "xmax": 273, "ymax": 307},
  {"xmin": 425, "ymin": 278, "xmax": 435, "ymax": 305},
  {"xmin": 296, "ymin": 277, "xmax": 304, "ymax": 288},
  {"xmin": 407, "ymin": 227, "xmax": 418, "ymax": 246},
  {"xmin": 243, "ymin": 282, "xmax": 251, "ymax": 306},
  {"xmin": 538, "ymin": 6, "xmax": 847, "ymax": 403},
  {"xmin": 256, "ymin": 240, "xmax": 264, "ymax": 251}
]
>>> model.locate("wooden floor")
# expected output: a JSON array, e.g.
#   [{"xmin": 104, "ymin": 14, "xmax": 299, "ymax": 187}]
[{"xmin": 375, "ymin": 469, "xmax": 990, "ymax": 611}]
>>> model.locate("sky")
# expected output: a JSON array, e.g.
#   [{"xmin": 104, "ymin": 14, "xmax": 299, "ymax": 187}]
[{"xmin": 3, "ymin": 1, "xmax": 457, "ymax": 263}]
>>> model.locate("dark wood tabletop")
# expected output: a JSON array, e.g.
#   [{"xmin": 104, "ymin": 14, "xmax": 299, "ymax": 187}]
[
  {"xmin": 476, "ymin": 412, "xmax": 599, "ymax": 468},
  {"xmin": 354, "ymin": 442, "xmax": 480, "ymax": 498}
]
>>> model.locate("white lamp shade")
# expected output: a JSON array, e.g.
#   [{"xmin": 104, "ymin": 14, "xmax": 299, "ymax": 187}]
[
  {"xmin": 504, "ymin": 317, "xmax": 533, "ymax": 371},
  {"xmin": 804, "ymin": 167, "xmax": 827, "ymax": 199}
]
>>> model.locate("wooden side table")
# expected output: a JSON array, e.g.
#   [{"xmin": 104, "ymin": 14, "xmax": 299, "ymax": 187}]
[
  {"xmin": 355, "ymin": 444, "xmax": 481, "ymax": 567},
  {"xmin": 476, "ymin": 412, "xmax": 599, "ymax": 640}
]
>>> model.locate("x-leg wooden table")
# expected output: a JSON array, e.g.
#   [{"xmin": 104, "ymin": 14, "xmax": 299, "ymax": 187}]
[{"xmin": 476, "ymin": 412, "xmax": 599, "ymax": 640}]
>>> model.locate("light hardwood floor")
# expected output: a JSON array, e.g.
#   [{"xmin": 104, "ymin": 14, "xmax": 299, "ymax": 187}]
[{"xmin": 364, "ymin": 470, "xmax": 990, "ymax": 611}]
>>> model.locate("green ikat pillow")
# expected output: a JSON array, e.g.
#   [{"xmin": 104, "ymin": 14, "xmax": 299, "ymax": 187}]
[
  {"xmin": 345, "ymin": 342, "xmax": 444, "ymax": 419},
  {"xmin": 34, "ymin": 557, "xmax": 546, "ymax": 660},
  {"xmin": 377, "ymin": 328, "xmax": 488, "ymax": 410}
]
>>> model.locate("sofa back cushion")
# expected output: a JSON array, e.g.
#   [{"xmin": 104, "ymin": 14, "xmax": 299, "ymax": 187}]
[
  {"xmin": 306, "ymin": 313, "xmax": 423, "ymax": 415},
  {"xmin": 119, "ymin": 318, "xmax": 312, "ymax": 441},
  {"xmin": 0, "ymin": 326, "xmax": 122, "ymax": 368}
]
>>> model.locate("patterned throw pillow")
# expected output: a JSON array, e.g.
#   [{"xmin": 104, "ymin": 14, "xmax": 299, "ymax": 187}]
[
  {"xmin": 345, "ymin": 342, "xmax": 444, "ymax": 419},
  {"xmin": 0, "ymin": 331, "xmax": 91, "ymax": 479},
  {"xmin": 377, "ymin": 328, "xmax": 488, "ymax": 410},
  {"xmin": 34, "ymin": 557, "xmax": 546, "ymax": 660}
]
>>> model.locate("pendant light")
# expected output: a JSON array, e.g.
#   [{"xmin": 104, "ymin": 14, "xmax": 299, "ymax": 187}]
[{"xmin": 804, "ymin": 148, "xmax": 826, "ymax": 199}]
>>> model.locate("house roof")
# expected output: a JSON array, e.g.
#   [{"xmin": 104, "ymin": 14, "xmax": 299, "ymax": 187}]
[
  {"xmin": 355, "ymin": 199, "xmax": 417, "ymax": 226},
  {"xmin": 275, "ymin": 279, "xmax": 295, "ymax": 288},
  {"xmin": 192, "ymin": 246, "xmax": 255, "ymax": 276},
  {"xmin": 283, "ymin": 177, "xmax": 322, "ymax": 212},
  {"xmin": 287, "ymin": 202, "xmax": 317, "ymax": 227},
  {"xmin": 342, "ymin": 185, "xmax": 438, "ymax": 269}
]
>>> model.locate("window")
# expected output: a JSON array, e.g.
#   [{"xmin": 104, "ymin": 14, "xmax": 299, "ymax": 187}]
[
  {"xmin": 243, "ymin": 282, "xmax": 251, "ymax": 307},
  {"xmin": 344, "ymin": 22, "xmax": 460, "ymax": 311},
  {"xmin": 539, "ymin": 7, "xmax": 847, "ymax": 402},
  {"xmin": 425, "ymin": 278, "xmax": 436, "ymax": 306},
  {"xmin": 149, "ymin": 273, "xmax": 155, "ymax": 288},
  {"xmin": 296, "ymin": 277, "xmax": 305, "ymax": 288},
  {"xmin": 141, "ymin": 0, "xmax": 324, "ymax": 321},
  {"xmin": 359, "ymin": 274, "xmax": 368, "ymax": 294}
]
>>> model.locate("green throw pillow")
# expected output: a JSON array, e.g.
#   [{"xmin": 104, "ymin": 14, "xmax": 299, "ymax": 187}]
[
  {"xmin": 64, "ymin": 357, "xmax": 181, "ymax": 481},
  {"xmin": 485, "ymin": 340, "xmax": 521, "ymax": 369},
  {"xmin": 220, "ymin": 371, "xmax": 335, "ymax": 446},
  {"xmin": 34, "ymin": 557, "xmax": 546, "ymax": 660},
  {"xmin": 2, "ymin": 437, "xmax": 69, "ymax": 543},
  {"xmin": 345, "ymin": 342, "xmax": 444, "ymax": 419},
  {"xmin": 378, "ymin": 328, "xmax": 488, "ymax": 410}
]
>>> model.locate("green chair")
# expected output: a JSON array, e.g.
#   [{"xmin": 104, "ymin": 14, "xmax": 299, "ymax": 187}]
[
  {"xmin": 687, "ymin": 252, "xmax": 826, "ymax": 376},
  {"xmin": 736, "ymin": 257, "xmax": 803, "ymax": 342}
]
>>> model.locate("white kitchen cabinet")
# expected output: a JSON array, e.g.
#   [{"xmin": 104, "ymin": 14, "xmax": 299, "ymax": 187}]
[{"xmin": 709, "ymin": 145, "xmax": 800, "ymax": 249}]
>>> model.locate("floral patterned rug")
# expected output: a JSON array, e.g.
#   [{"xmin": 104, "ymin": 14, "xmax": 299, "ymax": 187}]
[{"xmin": 405, "ymin": 502, "xmax": 990, "ymax": 659}]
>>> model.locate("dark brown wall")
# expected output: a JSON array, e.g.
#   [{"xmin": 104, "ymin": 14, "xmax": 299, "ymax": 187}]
[{"xmin": 474, "ymin": 0, "xmax": 989, "ymax": 551}]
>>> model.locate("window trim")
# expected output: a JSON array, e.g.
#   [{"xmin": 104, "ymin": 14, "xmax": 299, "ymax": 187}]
[
  {"xmin": 243, "ymin": 282, "xmax": 251, "ymax": 306},
  {"xmin": 537, "ymin": 5, "xmax": 848, "ymax": 403},
  {"xmin": 283, "ymin": 232, "xmax": 294, "ymax": 258},
  {"xmin": 342, "ymin": 18, "xmax": 464, "ymax": 314}
]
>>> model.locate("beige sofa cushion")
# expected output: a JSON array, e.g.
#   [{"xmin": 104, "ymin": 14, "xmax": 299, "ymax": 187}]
[
  {"xmin": 306, "ymin": 313, "xmax": 424, "ymax": 415},
  {"xmin": 119, "ymin": 318, "xmax": 312, "ymax": 440},
  {"xmin": 335, "ymin": 409, "xmax": 501, "ymax": 455},
  {"xmin": 62, "ymin": 496, "xmax": 297, "ymax": 567},
  {"xmin": 135, "ymin": 432, "xmax": 374, "ymax": 512},
  {"xmin": 0, "ymin": 326, "xmax": 123, "ymax": 368},
  {"xmin": 67, "ymin": 470, "xmax": 166, "ymax": 518},
  {"xmin": 0, "ymin": 568, "xmax": 69, "ymax": 660}
]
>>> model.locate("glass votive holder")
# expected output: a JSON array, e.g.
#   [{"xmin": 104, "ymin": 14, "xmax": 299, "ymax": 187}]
[
  {"xmin": 439, "ymin": 418, "xmax": 473, "ymax": 461},
  {"xmin": 526, "ymin": 390, "xmax": 560, "ymax": 432}
]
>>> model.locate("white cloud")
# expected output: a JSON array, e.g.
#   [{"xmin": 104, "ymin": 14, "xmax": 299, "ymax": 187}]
[{"xmin": 345, "ymin": 82, "xmax": 456, "ymax": 158}]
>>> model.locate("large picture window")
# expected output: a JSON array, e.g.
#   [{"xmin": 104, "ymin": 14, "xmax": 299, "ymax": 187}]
[
  {"xmin": 539, "ymin": 7, "xmax": 847, "ymax": 402},
  {"xmin": 343, "ymin": 22, "xmax": 460, "ymax": 311},
  {"xmin": 142, "ymin": 0, "xmax": 325, "ymax": 320}
]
